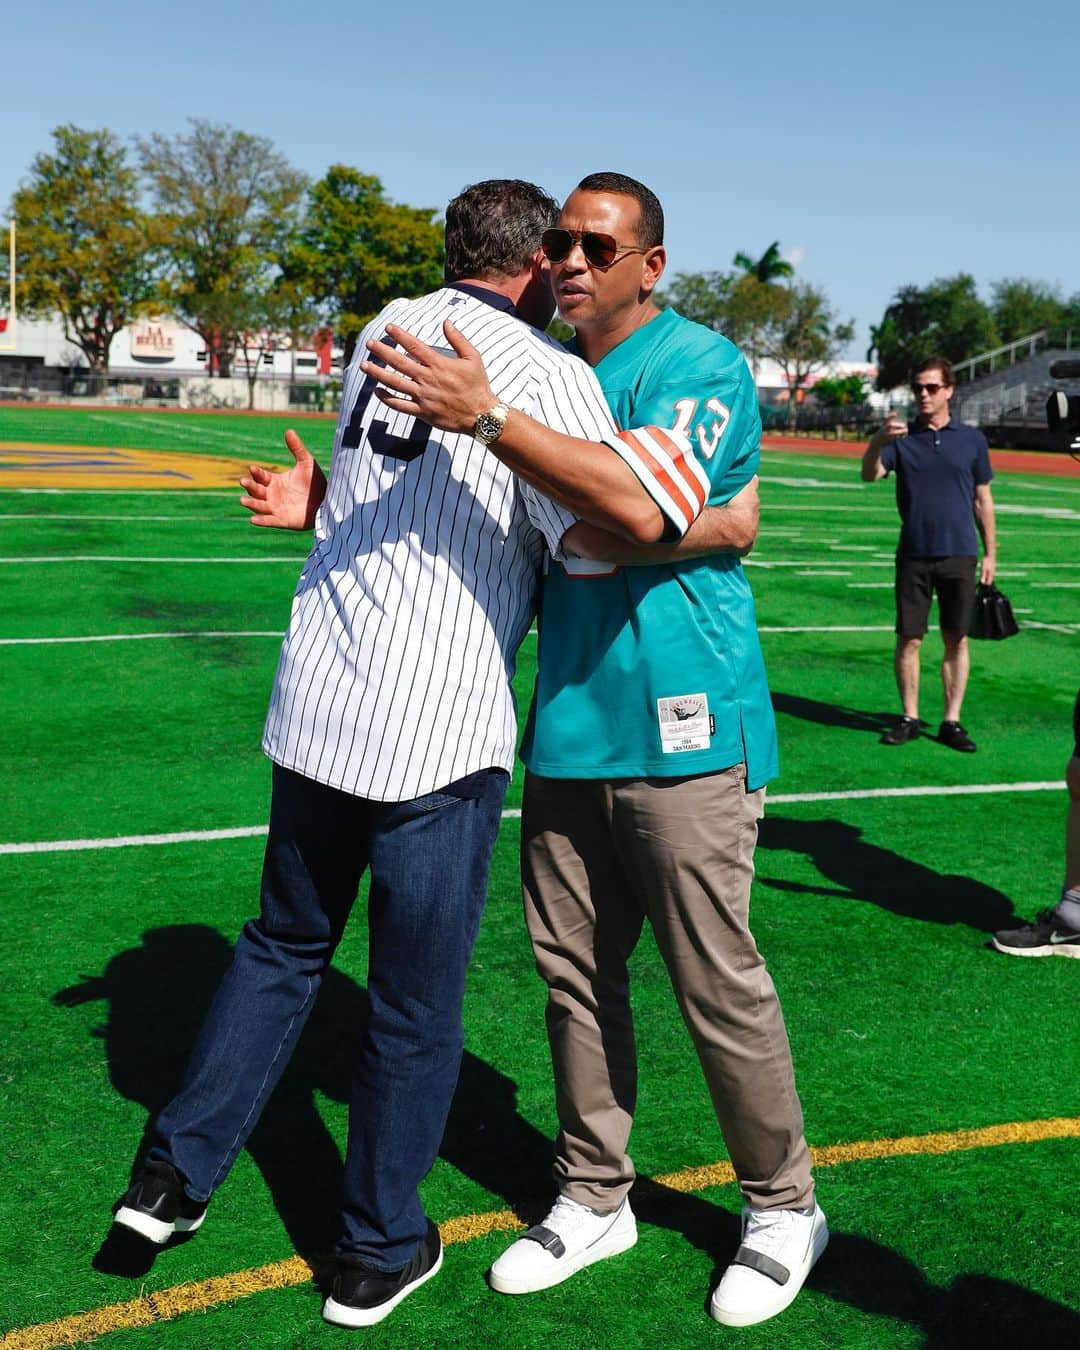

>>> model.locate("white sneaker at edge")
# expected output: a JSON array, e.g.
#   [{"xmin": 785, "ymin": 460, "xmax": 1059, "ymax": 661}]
[
  {"xmin": 710, "ymin": 1203, "xmax": 828, "ymax": 1327},
  {"xmin": 488, "ymin": 1195, "xmax": 637, "ymax": 1295}
]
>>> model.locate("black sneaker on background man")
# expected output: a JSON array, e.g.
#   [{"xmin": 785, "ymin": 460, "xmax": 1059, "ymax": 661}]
[
  {"xmin": 993, "ymin": 909, "xmax": 1080, "ymax": 958},
  {"xmin": 323, "ymin": 1221, "xmax": 443, "ymax": 1328},
  {"xmin": 939, "ymin": 720, "xmax": 977, "ymax": 752},
  {"xmin": 881, "ymin": 716, "xmax": 920, "ymax": 746},
  {"xmin": 114, "ymin": 1160, "xmax": 208, "ymax": 1245}
]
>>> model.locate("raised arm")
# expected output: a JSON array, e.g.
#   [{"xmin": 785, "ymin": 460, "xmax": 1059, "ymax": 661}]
[
  {"xmin": 564, "ymin": 476, "xmax": 759, "ymax": 564},
  {"xmin": 360, "ymin": 322, "xmax": 669, "ymax": 545},
  {"xmin": 861, "ymin": 413, "xmax": 907, "ymax": 481}
]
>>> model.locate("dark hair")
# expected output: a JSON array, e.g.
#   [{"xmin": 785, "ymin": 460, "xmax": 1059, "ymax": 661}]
[
  {"xmin": 575, "ymin": 172, "xmax": 664, "ymax": 248},
  {"xmin": 444, "ymin": 179, "xmax": 559, "ymax": 284},
  {"xmin": 913, "ymin": 355, "xmax": 955, "ymax": 387}
]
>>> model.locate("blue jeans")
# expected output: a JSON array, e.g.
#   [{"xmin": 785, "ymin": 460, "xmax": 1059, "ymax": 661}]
[{"xmin": 151, "ymin": 761, "xmax": 507, "ymax": 1269}]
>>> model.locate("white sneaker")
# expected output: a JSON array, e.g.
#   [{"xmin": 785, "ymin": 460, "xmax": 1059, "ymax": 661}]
[
  {"xmin": 488, "ymin": 1195, "xmax": 637, "ymax": 1294},
  {"xmin": 710, "ymin": 1203, "xmax": 828, "ymax": 1327}
]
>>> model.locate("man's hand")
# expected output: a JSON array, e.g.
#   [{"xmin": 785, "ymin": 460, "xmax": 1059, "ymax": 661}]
[
  {"xmin": 240, "ymin": 429, "xmax": 326, "ymax": 531},
  {"xmin": 563, "ymin": 477, "xmax": 760, "ymax": 565},
  {"xmin": 360, "ymin": 321, "xmax": 495, "ymax": 434},
  {"xmin": 862, "ymin": 413, "xmax": 907, "ymax": 481},
  {"xmin": 980, "ymin": 553, "xmax": 997, "ymax": 585},
  {"xmin": 877, "ymin": 413, "xmax": 908, "ymax": 444}
]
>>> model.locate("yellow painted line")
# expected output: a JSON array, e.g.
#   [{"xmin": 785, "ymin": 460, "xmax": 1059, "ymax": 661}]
[
  {"xmin": 0, "ymin": 444, "xmax": 258, "ymax": 490},
  {"xmin": 4, "ymin": 1115, "xmax": 1078, "ymax": 1349}
]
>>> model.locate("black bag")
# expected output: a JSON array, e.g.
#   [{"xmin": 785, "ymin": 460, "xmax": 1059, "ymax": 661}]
[{"xmin": 969, "ymin": 583, "xmax": 1020, "ymax": 640}]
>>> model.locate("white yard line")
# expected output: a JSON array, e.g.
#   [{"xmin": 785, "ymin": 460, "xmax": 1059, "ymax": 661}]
[
  {"xmin": 766, "ymin": 781, "xmax": 1065, "ymax": 805},
  {"xmin": 0, "ymin": 555, "xmax": 302, "ymax": 564},
  {"xmin": 748, "ymin": 560, "xmax": 1080, "ymax": 569},
  {"xmin": 1, "ymin": 781, "xmax": 1066, "ymax": 856},
  {"xmin": 0, "ymin": 631, "xmax": 283, "ymax": 646},
  {"xmin": 0, "ymin": 513, "xmax": 232, "ymax": 522},
  {"xmin": 5, "ymin": 621, "xmax": 1071, "ymax": 645}
]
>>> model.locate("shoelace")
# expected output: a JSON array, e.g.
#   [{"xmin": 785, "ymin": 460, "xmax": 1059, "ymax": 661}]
[
  {"xmin": 741, "ymin": 1208, "xmax": 801, "ymax": 1258},
  {"xmin": 546, "ymin": 1196, "xmax": 603, "ymax": 1238}
]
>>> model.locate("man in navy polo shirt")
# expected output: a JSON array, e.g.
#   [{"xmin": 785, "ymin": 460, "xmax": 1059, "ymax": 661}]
[{"xmin": 862, "ymin": 355, "xmax": 997, "ymax": 752}]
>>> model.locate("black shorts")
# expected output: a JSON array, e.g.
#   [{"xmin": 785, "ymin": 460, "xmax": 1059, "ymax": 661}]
[{"xmin": 895, "ymin": 555, "xmax": 976, "ymax": 637}]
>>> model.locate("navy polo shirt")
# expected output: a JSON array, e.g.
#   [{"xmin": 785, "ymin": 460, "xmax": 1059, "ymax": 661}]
[{"xmin": 880, "ymin": 417, "xmax": 993, "ymax": 557}]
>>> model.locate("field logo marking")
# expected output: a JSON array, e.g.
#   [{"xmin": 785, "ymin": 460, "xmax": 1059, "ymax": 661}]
[{"xmin": 0, "ymin": 443, "xmax": 254, "ymax": 491}]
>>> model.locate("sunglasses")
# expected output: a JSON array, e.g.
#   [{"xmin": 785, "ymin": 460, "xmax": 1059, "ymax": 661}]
[
  {"xmin": 911, "ymin": 381, "xmax": 945, "ymax": 395},
  {"xmin": 540, "ymin": 228, "xmax": 648, "ymax": 269}
]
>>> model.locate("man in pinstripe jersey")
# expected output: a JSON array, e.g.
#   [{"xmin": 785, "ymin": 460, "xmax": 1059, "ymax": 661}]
[
  {"xmin": 363, "ymin": 172, "xmax": 825, "ymax": 1330},
  {"xmin": 111, "ymin": 179, "xmax": 751, "ymax": 1330}
]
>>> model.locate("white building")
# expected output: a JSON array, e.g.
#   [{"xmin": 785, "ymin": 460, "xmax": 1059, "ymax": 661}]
[{"xmin": 0, "ymin": 313, "xmax": 341, "ymax": 410}]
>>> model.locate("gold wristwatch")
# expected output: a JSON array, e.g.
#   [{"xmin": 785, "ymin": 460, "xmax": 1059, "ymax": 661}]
[{"xmin": 473, "ymin": 402, "xmax": 510, "ymax": 445}]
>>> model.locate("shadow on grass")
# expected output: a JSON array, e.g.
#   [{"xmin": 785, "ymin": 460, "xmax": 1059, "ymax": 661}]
[
  {"xmin": 54, "ymin": 924, "xmax": 552, "ymax": 1275},
  {"xmin": 771, "ymin": 692, "xmax": 898, "ymax": 736},
  {"xmin": 595, "ymin": 1184, "xmax": 1079, "ymax": 1342},
  {"xmin": 757, "ymin": 816, "xmax": 1018, "ymax": 932},
  {"xmin": 54, "ymin": 927, "xmax": 1078, "ymax": 1338},
  {"xmin": 815, "ymin": 1231, "xmax": 1080, "ymax": 1347}
]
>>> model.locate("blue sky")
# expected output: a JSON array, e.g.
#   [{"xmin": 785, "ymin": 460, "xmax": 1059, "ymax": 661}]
[{"xmin": 6, "ymin": 1, "xmax": 1078, "ymax": 358}]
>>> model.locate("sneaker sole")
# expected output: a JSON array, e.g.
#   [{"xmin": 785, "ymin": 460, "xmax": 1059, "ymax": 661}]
[
  {"xmin": 322, "ymin": 1245, "xmax": 443, "ymax": 1328},
  {"xmin": 710, "ymin": 1212, "xmax": 829, "ymax": 1328},
  {"xmin": 488, "ymin": 1211, "xmax": 637, "ymax": 1295},
  {"xmin": 992, "ymin": 938, "xmax": 1080, "ymax": 958},
  {"xmin": 114, "ymin": 1205, "xmax": 206, "ymax": 1245}
]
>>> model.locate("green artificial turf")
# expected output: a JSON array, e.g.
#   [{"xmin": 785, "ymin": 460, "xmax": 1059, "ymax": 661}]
[{"xmin": 1, "ymin": 407, "xmax": 1078, "ymax": 1347}]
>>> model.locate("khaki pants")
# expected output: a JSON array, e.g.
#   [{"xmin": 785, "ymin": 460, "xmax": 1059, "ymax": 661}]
[{"xmin": 522, "ymin": 766, "xmax": 814, "ymax": 1214}]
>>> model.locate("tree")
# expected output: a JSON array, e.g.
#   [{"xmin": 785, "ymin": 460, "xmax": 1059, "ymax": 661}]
[
  {"xmin": 989, "ymin": 278, "xmax": 1067, "ymax": 343},
  {"xmin": 658, "ymin": 270, "xmax": 739, "ymax": 333},
  {"xmin": 733, "ymin": 240, "xmax": 794, "ymax": 285},
  {"xmin": 812, "ymin": 373, "xmax": 868, "ymax": 407},
  {"xmin": 868, "ymin": 275, "xmax": 997, "ymax": 390},
  {"xmin": 294, "ymin": 167, "xmax": 444, "ymax": 366},
  {"xmin": 232, "ymin": 270, "xmax": 322, "ymax": 410},
  {"xmin": 761, "ymin": 283, "xmax": 855, "ymax": 427},
  {"xmin": 658, "ymin": 269, "xmax": 789, "ymax": 375},
  {"xmin": 137, "ymin": 120, "xmax": 308, "ymax": 379},
  {"xmin": 6, "ymin": 125, "xmax": 155, "ymax": 378}
]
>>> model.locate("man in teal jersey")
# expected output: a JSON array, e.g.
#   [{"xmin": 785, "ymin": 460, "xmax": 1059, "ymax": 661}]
[{"xmin": 364, "ymin": 173, "xmax": 825, "ymax": 1330}]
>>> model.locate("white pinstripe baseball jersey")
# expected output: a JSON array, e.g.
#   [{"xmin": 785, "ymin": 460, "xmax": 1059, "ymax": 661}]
[{"xmin": 262, "ymin": 284, "xmax": 629, "ymax": 802}]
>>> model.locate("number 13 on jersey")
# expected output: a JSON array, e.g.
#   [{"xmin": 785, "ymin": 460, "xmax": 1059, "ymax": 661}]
[{"xmin": 672, "ymin": 397, "xmax": 731, "ymax": 459}]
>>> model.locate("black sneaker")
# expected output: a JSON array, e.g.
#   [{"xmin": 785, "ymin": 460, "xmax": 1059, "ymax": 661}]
[
  {"xmin": 993, "ymin": 909, "xmax": 1080, "ymax": 958},
  {"xmin": 323, "ymin": 1222, "xmax": 443, "ymax": 1328},
  {"xmin": 114, "ymin": 1160, "xmax": 208, "ymax": 1245},
  {"xmin": 939, "ymin": 720, "xmax": 976, "ymax": 752},
  {"xmin": 881, "ymin": 716, "xmax": 920, "ymax": 745}
]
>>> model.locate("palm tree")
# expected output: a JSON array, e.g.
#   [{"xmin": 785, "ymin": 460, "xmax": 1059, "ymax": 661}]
[
  {"xmin": 732, "ymin": 242, "xmax": 794, "ymax": 381},
  {"xmin": 733, "ymin": 241, "xmax": 794, "ymax": 285}
]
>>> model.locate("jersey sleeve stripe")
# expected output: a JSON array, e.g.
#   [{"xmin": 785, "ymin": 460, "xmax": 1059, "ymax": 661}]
[
  {"xmin": 604, "ymin": 427, "xmax": 708, "ymax": 534},
  {"xmin": 626, "ymin": 427, "xmax": 710, "ymax": 512}
]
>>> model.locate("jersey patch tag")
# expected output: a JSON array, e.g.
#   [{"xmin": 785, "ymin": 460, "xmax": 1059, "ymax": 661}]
[{"xmin": 657, "ymin": 692, "xmax": 712, "ymax": 754}]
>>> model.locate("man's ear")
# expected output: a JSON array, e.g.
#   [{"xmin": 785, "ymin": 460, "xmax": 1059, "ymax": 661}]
[{"xmin": 639, "ymin": 245, "xmax": 666, "ymax": 298}]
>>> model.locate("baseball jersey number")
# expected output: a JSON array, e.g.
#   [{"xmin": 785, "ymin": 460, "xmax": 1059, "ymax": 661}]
[
  {"xmin": 672, "ymin": 397, "xmax": 731, "ymax": 460},
  {"xmin": 341, "ymin": 339, "xmax": 434, "ymax": 462}
]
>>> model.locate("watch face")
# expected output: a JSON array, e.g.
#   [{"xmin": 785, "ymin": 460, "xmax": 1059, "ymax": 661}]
[{"xmin": 476, "ymin": 406, "xmax": 507, "ymax": 444}]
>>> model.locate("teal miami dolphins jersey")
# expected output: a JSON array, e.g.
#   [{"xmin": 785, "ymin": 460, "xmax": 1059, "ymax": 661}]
[{"xmin": 521, "ymin": 308, "xmax": 779, "ymax": 789}]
